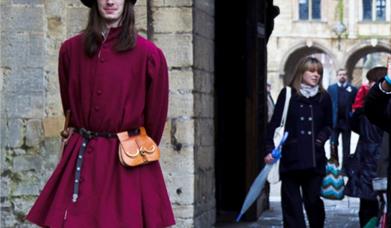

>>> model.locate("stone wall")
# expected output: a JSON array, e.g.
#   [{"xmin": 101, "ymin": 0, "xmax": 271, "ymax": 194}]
[{"xmin": 0, "ymin": 0, "xmax": 216, "ymax": 227}]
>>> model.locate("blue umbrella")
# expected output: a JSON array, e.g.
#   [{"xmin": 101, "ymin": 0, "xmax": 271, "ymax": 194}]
[{"xmin": 236, "ymin": 132, "xmax": 289, "ymax": 222}]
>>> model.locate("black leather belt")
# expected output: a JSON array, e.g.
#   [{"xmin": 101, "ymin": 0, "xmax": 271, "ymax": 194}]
[{"xmin": 72, "ymin": 128, "xmax": 117, "ymax": 203}]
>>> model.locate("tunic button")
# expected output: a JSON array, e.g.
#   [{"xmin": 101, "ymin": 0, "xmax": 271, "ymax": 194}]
[
  {"xmin": 308, "ymin": 117, "xmax": 312, "ymax": 121},
  {"xmin": 300, "ymin": 117, "xmax": 304, "ymax": 121},
  {"xmin": 300, "ymin": 130, "xmax": 305, "ymax": 135},
  {"xmin": 94, "ymin": 106, "xmax": 100, "ymax": 111},
  {"xmin": 300, "ymin": 105, "xmax": 304, "ymax": 108},
  {"xmin": 308, "ymin": 131, "xmax": 312, "ymax": 135},
  {"xmin": 97, "ymin": 90, "xmax": 102, "ymax": 95}
]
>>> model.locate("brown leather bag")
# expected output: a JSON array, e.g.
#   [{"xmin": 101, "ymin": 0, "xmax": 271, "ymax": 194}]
[{"xmin": 117, "ymin": 127, "xmax": 160, "ymax": 167}]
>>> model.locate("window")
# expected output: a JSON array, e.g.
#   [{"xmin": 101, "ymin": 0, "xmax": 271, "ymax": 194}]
[
  {"xmin": 362, "ymin": 0, "xmax": 386, "ymax": 21},
  {"xmin": 299, "ymin": 0, "xmax": 321, "ymax": 20},
  {"xmin": 363, "ymin": 0, "xmax": 372, "ymax": 20},
  {"xmin": 376, "ymin": 0, "xmax": 386, "ymax": 20}
]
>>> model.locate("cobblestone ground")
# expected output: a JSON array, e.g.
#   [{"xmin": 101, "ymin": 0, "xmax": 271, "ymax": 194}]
[{"xmin": 216, "ymin": 197, "xmax": 361, "ymax": 228}]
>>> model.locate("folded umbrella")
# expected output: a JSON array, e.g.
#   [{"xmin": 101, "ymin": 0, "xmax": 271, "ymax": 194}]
[{"xmin": 236, "ymin": 132, "xmax": 288, "ymax": 222}]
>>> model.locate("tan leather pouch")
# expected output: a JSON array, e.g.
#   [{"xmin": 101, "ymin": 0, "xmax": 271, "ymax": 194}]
[{"xmin": 117, "ymin": 127, "xmax": 160, "ymax": 167}]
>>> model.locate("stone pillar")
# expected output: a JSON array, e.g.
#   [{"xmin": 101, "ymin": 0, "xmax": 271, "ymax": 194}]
[{"xmin": 193, "ymin": 0, "xmax": 215, "ymax": 227}]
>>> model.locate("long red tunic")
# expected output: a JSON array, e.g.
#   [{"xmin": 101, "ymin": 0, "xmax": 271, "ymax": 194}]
[{"xmin": 26, "ymin": 28, "xmax": 175, "ymax": 228}]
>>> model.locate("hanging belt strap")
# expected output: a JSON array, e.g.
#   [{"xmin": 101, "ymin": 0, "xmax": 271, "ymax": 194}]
[{"xmin": 72, "ymin": 128, "xmax": 117, "ymax": 203}]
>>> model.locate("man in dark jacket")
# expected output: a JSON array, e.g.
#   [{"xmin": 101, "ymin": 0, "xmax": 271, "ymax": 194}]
[
  {"xmin": 327, "ymin": 69, "xmax": 358, "ymax": 169},
  {"xmin": 365, "ymin": 57, "xmax": 391, "ymax": 227}
]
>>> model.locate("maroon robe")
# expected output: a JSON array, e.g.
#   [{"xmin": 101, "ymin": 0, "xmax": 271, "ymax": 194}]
[{"xmin": 26, "ymin": 28, "xmax": 175, "ymax": 228}]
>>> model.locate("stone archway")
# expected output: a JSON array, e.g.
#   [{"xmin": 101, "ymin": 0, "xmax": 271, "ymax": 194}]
[
  {"xmin": 343, "ymin": 41, "xmax": 391, "ymax": 81},
  {"xmin": 280, "ymin": 42, "xmax": 336, "ymax": 86}
]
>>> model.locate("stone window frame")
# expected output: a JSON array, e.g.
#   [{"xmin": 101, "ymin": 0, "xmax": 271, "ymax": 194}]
[
  {"xmin": 297, "ymin": 0, "xmax": 322, "ymax": 21},
  {"xmin": 360, "ymin": 0, "xmax": 391, "ymax": 21}
]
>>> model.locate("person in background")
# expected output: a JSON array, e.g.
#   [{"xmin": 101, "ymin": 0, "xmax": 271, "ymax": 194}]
[
  {"xmin": 327, "ymin": 69, "xmax": 358, "ymax": 169},
  {"xmin": 365, "ymin": 56, "xmax": 391, "ymax": 226},
  {"xmin": 345, "ymin": 66, "xmax": 387, "ymax": 227},
  {"xmin": 26, "ymin": 0, "xmax": 175, "ymax": 227},
  {"xmin": 264, "ymin": 57, "xmax": 332, "ymax": 228}
]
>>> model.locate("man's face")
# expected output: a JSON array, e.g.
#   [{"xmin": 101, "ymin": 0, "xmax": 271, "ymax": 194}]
[
  {"xmin": 97, "ymin": 0, "xmax": 125, "ymax": 27},
  {"xmin": 336, "ymin": 70, "xmax": 348, "ymax": 84}
]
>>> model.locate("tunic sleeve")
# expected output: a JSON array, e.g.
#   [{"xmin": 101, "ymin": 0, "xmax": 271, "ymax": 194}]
[
  {"xmin": 145, "ymin": 47, "xmax": 169, "ymax": 144},
  {"xmin": 58, "ymin": 43, "xmax": 70, "ymax": 116}
]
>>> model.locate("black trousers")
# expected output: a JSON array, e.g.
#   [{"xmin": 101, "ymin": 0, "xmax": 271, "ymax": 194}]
[
  {"xmin": 331, "ymin": 126, "xmax": 351, "ymax": 169},
  {"xmin": 281, "ymin": 171, "xmax": 325, "ymax": 228},
  {"xmin": 359, "ymin": 198, "xmax": 378, "ymax": 227}
]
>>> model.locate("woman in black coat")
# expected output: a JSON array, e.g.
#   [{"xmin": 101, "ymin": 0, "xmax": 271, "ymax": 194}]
[{"xmin": 265, "ymin": 57, "xmax": 332, "ymax": 228}]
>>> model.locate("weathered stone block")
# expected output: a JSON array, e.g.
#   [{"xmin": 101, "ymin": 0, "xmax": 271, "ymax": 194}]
[
  {"xmin": 194, "ymin": 93, "xmax": 213, "ymax": 118},
  {"xmin": 175, "ymin": 119, "xmax": 194, "ymax": 145},
  {"xmin": 8, "ymin": 6, "xmax": 44, "ymax": 32},
  {"xmin": 194, "ymin": 208, "xmax": 215, "ymax": 228},
  {"xmin": 153, "ymin": 0, "xmax": 192, "ymax": 7},
  {"xmin": 195, "ymin": 145, "xmax": 214, "ymax": 170},
  {"xmin": 173, "ymin": 217, "xmax": 194, "ymax": 228},
  {"xmin": 153, "ymin": 7, "xmax": 192, "ymax": 33},
  {"xmin": 1, "ymin": 32, "xmax": 29, "ymax": 69},
  {"xmin": 41, "ymin": 138, "xmax": 62, "ymax": 171},
  {"xmin": 172, "ymin": 204, "xmax": 195, "ymax": 219},
  {"xmin": 13, "ymin": 172, "xmax": 41, "ymax": 196},
  {"xmin": 13, "ymin": 155, "xmax": 42, "ymax": 172},
  {"xmin": 194, "ymin": 69, "xmax": 213, "ymax": 94},
  {"xmin": 194, "ymin": 9, "xmax": 214, "ymax": 39},
  {"xmin": 5, "ymin": 92, "xmax": 44, "ymax": 118},
  {"xmin": 167, "ymin": 93, "xmax": 194, "ymax": 118},
  {"xmin": 160, "ymin": 146, "xmax": 194, "ymax": 176},
  {"xmin": 66, "ymin": 7, "xmax": 88, "ymax": 37},
  {"xmin": 13, "ymin": 197, "xmax": 35, "ymax": 217},
  {"xmin": 165, "ymin": 174, "xmax": 195, "ymax": 205},
  {"xmin": 12, "ymin": 0, "xmax": 44, "ymax": 5},
  {"xmin": 5, "ymin": 118, "xmax": 24, "ymax": 148},
  {"xmin": 194, "ymin": 0, "xmax": 214, "ymax": 16},
  {"xmin": 195, "ymin": 119, "xmax": 214, "ymax": 146},
  {"xmin": 154, "ymin": 34, "xmax": 193, "ymax": 68},
  {"xmin": 5, "ymin": 68, "xmax": 44, "ymax": 93},
  {"xmin": 169, "ymin": 69, "xmax": 194, "ymax": 93},
  {"xmin": 43, "ymin": 116, "xmax": 64, "ymax": 138},
  {"xmin": 194, "ymin": 35, "xmax": 214, "ymax": 72},
  {"xmin": 25, "ymin": 119, "xmax": 43, "ymax": 147},
  {"xmin": 1, "ymin": 176, "xmax": 10, "ymax": 197}
]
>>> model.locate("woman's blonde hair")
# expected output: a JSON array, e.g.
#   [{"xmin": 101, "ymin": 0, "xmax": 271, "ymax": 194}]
[{"xmin": 289, "ymin": 56, "xmax": 326, "ymax": 95}]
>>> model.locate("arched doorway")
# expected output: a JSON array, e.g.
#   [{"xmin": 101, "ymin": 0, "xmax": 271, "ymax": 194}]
[{"xmin": 343, "ymin": 42, "xmax": 391, "ymax": 86}]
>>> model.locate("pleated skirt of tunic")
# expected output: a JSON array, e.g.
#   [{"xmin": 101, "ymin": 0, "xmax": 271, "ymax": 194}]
[{"xmin": 26, "ymin": 133, "xmax": 175, "ymax": 228}]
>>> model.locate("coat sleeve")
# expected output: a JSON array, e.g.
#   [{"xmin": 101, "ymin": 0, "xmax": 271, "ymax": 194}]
[
  {"xmin": 365, "ymin": 80, "xmax": 391, "ymax": 132},
  {"xmin": 58, "ymin": 42, "xmax": 70, "ymax": 116},
  {"xmin": 315, "ymin": 93, "xmax": 333, "ymax": 146},
  {"xmin": 144, "ymin": 47, "xmax": 169, "ymax": 144},
  {"xmin": 265, "ymin": 88, "xmax": 286, "ymax": 155}
]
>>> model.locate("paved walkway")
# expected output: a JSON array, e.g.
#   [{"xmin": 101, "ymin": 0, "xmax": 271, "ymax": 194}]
[{"xmin": 216, "ymin": 197, "xmax": 360, "ymax": 228}]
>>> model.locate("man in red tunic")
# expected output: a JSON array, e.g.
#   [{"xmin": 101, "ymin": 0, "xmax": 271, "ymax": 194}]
[{"xmin": 27, "ymin": 0, "xmax": 175, "ymax": 227}]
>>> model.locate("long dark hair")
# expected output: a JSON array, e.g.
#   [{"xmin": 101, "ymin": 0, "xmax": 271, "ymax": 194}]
[
  {"xmin": 289, "ymin": 56, "xmax": 326, "ymax": 96},
  {"xmin": 83, "ymin": 0, "xmax": 137, "ymax": 57}
]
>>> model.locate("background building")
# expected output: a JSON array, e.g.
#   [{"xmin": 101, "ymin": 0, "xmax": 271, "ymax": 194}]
[{"xmin": 267, "ymin": 0, "xmax": 391, "ymax": 99}]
